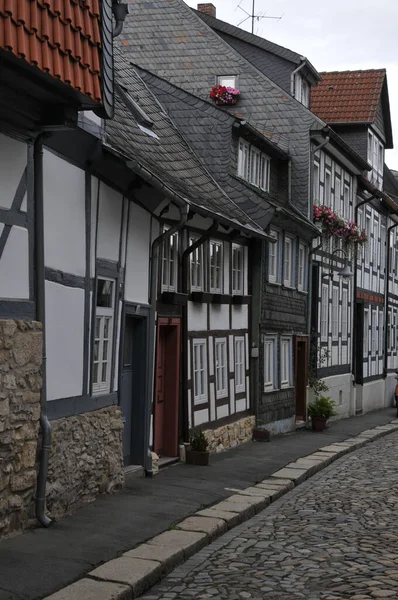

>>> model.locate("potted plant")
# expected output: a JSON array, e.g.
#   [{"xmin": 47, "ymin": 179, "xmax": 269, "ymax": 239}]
[
  {"xmin": 252, "ymin": 419, "xmax": 270, "ymax": 442},
  {"xmin": 185, "ymin": 429, "xmax": 210, "ymax": 465},
  {"xmin": 308, "ymin": 396, "xmax": 338, "ymax": 432}
]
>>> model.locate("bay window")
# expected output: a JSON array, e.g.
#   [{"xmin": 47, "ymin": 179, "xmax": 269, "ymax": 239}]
[{"xmin": 238, "ymin": 139, "xmax": 270, "ymax": 192}]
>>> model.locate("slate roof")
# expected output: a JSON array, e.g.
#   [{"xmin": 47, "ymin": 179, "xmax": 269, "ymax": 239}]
[
  {"xmin": 116, "ymin": 0, "xmax": 327, "ymax": 217},
  {"xmin": 105, "ymin": 51, "xmax": 267, "ymax": 237},
  {"xmin": 311, "ymin": 70, "xmax": 386, "ymax": 124},
  {"xmin": 0, "ymin": 0, "xmax": 102, "ymax": 102}
]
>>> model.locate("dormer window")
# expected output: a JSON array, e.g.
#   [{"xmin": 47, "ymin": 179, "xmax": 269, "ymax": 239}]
[
  {"xmin": 217, "ymin": 75, "xmax": 237, "ymax": 88},
  {"xmin": 237, "ymin": 139, "xmax": 270, "ymax": 192},
  {"xmin": 294, "ymin": 74, "xmax": 310, "ymax": 108},
  {"xmin": 367, "ymin": 129, "xmax": 384, "ymax": 190}
]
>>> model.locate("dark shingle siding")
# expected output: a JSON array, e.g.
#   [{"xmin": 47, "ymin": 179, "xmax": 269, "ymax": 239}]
[
  {"xmin": 375, "ymin": 101, "xmax": 386, "ymax": 142},
  {"xmin": 332, "ymin": 125, "xmax": 369, "ymax": 163}
]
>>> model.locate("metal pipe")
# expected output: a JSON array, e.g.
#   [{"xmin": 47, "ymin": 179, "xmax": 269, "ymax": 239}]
[
  {"xmin": 144, "ymin": 202, "xmax": 189, "ymax": 475},
  {"xmin": 383, "ymin": 220, "xmax": 398, "ymax": 378},
  {"xmin": 180, "ymin": 220, "xmax": 218, "ymax": 442},
  {"xmin": 34, "ymin": 133, "xmax": 52, "ymax": 528},
  {"xmin": 290, "ymin": 59, "xmax": 307, "ymax": 97}
]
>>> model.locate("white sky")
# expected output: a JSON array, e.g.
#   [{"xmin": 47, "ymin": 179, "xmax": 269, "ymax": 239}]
[{"xmin": 185, "ymin": 0, "xmax": 398, "ymax": 170}]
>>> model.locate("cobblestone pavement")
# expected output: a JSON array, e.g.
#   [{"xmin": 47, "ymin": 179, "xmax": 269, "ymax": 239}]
[{"xmin": 142, "ymin": 431, "xmax": 398, "ymax": 600}]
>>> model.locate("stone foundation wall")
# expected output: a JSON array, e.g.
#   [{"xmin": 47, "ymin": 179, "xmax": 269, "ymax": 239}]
[
  {"xmin": 203, "ymin": 415, "xmax": 255, "ymax": 453},
  {"xmin": 0, "ymin": 320, "xmax": 42, "ymax": 538},
  {"xmin": 46, "ymin": 406, "xmax": 124, "ymax": 518}
]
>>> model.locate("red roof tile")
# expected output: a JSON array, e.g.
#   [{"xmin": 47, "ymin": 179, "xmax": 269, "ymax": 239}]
[
  {"xmin": 311, "ymin": 69, "xmax": 386, "ymax": 124},
  {"xmin": 0, "ymin": 0, "xmax": 102, "ymax": 103}
]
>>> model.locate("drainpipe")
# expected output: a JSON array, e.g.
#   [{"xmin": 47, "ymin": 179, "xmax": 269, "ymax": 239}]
[
  {"xmin": 352, "ymin": 194, "xmax": 378, "ymax": 384},
  {"xmin": 290, "ymin": 58, "xmax": 307, "ymax": 97},
  {"xmin": 180, "ymin": 220, "xmax": 219, "ymax": 442},
  {"xmin": 34, "ymin": 133, "xmax": 52, "ymax": 528},
  {"xmin": 383, "ymin": 219, "xmax": 398, "ymax": 378},
  {"xmin": 112, "ymin": 1, "xmax": 129, "ymax": 38}
]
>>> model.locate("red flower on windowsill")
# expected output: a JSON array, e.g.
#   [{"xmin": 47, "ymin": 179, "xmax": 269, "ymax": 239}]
[
  {"xmin": 209, "ymin": 84, "xmax": 240, "ymax": 106},
  {"xmin": 313, "ymin": 204, "xmax": 367, "ymax": 246}
]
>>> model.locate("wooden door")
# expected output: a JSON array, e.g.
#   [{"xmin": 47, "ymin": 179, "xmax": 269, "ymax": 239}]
[{"xmin": 154, "ymin": 326, "xmax": 166, "ymax": 455}]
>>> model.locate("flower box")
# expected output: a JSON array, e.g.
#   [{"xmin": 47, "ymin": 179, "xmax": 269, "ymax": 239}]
[
  {"xmin": 313, "ymin": 205, "xmax": 367, "ymax": 247},
  {"xmin": 210, "ymin": 84, "xmax": 240, "ymax": 106}
]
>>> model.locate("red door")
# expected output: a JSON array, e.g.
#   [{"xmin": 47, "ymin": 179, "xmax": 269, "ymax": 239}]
[{"xmin": 154, "ymin": 318, "xmax": 180, "ymax": 457}]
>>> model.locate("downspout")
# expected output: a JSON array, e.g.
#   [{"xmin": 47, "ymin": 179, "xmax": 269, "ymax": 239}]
[
  {"xmin": 34, "ymin": 133, "xmax": 52, "ymax": 528},
  {"xmin": 352, "ymin": 194, "xmax": 378, "ymax": 384},
  {"xmin": 383, "ymin": 219, "xmax": 398, "ymax": 378},
  {"xmin": 290, "ymin": 59, "xmax": 307, "ymax": 97},
  {"xmin": 145, "ymin": 203, "xmax": 188, "ymax": 475},
  {"xmin": 180, "ymin": 220, "xmax": 219, "ymax": 442}
]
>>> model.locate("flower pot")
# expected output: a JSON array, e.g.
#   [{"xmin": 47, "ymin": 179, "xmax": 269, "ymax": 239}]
[
  {"xmin": 311, "ymin": 416, "xmax": 327, "ymax": 432},
  {"xmin": 252, "ymin": 427, "xmax": 270, "ymax": 442},
  {"xmin": 185, "ymin": 450, "xmax": 210, "ymax": 466},
  {"xmin": 215, "ymin": 97, "xmax": 238, "ymax": 106}
]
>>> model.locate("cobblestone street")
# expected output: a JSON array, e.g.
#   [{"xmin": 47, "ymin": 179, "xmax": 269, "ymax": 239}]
[{"xmin": 143, "ymin": 432, "xmax": 398, "ymax": 600}]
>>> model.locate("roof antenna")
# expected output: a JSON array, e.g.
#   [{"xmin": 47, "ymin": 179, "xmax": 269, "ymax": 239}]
[{"xmin": 235, "ymin": 0, "xmax": 283, "ymax": 34}]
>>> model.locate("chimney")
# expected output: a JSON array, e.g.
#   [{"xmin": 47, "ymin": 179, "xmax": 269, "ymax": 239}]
[{"xmin": 197, "ymin": 3, "xmax": 216, "ymax": 18}]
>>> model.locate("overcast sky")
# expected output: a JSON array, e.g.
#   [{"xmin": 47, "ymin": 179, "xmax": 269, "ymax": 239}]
[{"xmin": 185, "ymin": 0, "xmax": 398, "ymax": 170}]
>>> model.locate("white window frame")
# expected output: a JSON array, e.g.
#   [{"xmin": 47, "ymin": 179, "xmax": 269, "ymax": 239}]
[
  {"xmin": 294, "ymin": 74, "xmax": 310, "ymax": 108},
  {"xmin": 190, "ymin": 236, "xmax": 204, "ymax": 292},
  {"xmin": 342, "ymin": 288, "xmax": 348, "ymax": 340},
  {"xmin": 237, "ymin": 138, "xmax": 270, "ymax": 192},
  {"xmin": 365, "ymin": 214, "xmax": 371, "ymax": 265},
  {"xmin": 367, "ymin": 129, "xmax": 384, "ymax": 190},
  {"xmin": 343, "ymin": 182, "xmax": 351, "ymax": 219},
  {"xmin": 324, "ymin": 168, "xmax": 332, "ymax": 207},
  {"xmin": 371, "ymin": 309, "xmax": 377, "ymax": 354},
  {"xmin": 215, "ymin": 338, "xmax": 228, "ymax": 399},
  {"xmin": 381, "ymin": 224, "xmax": 386, "ymax": 275},
  {"xmin": 217, "ymin": 75, "xmax": 237, "ymax": 88},
  {"xmin": 263, "ymin": 336, "xmax": 277, "ymax": 391},
  {"xmin": 298, "ymin": 242, "xmax": 307, "ymax": 292},
  {"xmin": 92, "ymin": 277, "xmax": 115, "ymax": 396},
  {"xmin": 234, "ymin": 336, "xmax": 245, "ymax": 393},
  {"xmin": 209, "ymin": 240, "xmax": 223, "ymax": 293},
  {"xmin": 238, "ymin": 139, "xmax": 250, "ymax": 180},
  {"xmin": 232, "ymin": 243, "xmax": 244, "ymax": 295},
  {"xmin": 268, "ymin": 228, "xmax": 281, "ymax": 284},
  {"xmin": 283, "ymin": 235, "xmax": 295, "ymax": 288},
  {"xmin": 363, "ymin": 309, "xmax": 369, "ymax": 359},
  {"xmin": 280, "ymin": 336, "xmax": 292, "ymax": 389},
  {"xmin": 193, "ymin": 339, "xmax": 208, "ymax": 405},
  {"xmin": 313, "ymin": 160, "xmax": 320, "ymax": 203},
  {"xmin": 162, "ymin": 230, "xmax": 178, "ymax": 292},
  {"xmin": 321, "ymin": 283, "xmax": 329, "ymax": 342},
  {"xmin": 332, "ymin": 286, "xmax": 339, "ymax": 340},
  {"xmin": 378, "ymin": 310, "xmax": 383, "ymax": 354},
  {"xmin": 372, "ymin": 219, "xmax": 379, "ymax": 267}
]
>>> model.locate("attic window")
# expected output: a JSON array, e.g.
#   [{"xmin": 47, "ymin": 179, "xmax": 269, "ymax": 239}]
[
  {"xmin": 217, "ymin": 75, "xmax": 237, "ymax": 88},
  {"xmin": 117, "ymin": 84, "xmax": 154, "ymax": 129},
  {"xmin": 294, "ymin": 74, "xmax": 310, "ymax": 108}
]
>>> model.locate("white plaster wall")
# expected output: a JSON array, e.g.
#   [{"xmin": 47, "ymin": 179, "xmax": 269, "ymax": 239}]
[
  {"xmin": 43, "ymin": 150, "xmax": 85, "ymax": 276},
  {"xmin": 362, "ymin": 379, "xmax": 386, "ymax": 413},
  {"xmin": 97, "ymin": 182, "xmax": 123, "ymax": 262},
  {"xmin": 208, "ymin": 336, "xmax": 214, "ymax": 376},
  {"xmin": 217, "ymin": 404, "xmax": 229, "ymax": 420},
  {"xmin": 322, "ymin": 373, "xmax": 352, "ymax": 419},
  {"xmin": 231, "ymin": 305, "xmax": 248, "ymax": 330},
  {"xmin": 188, "ymin": 302, "xmax": 207, "ymax": 331},
  {"xmin": 113, "ymin": 299, "xmax": 123, "ymax": 392},
  {"xmin": 0, "ymin": 226, "xmax": 29, "ymax": 299},
  {"xmin": 195, "ymin": 408, "xmax": 209, "ymax": 426},
  {"xmin": 236, "ymin": 398, "xmax": 246, "ymax": 413},
  {"xmin": 209, "ymin": 383, "xmax": 216, "ymax": 421},
  {"xmin": 125, "ymin": 202, "xmax": 151, "ymax": 305},
  {"xmin": 0, "ymin": 134, "xmax": 27, "ymax": 210},
  {"xmin": 90, "ymin": 177, "xmax": 99, "ymax": 277},
  {"xmin": 224, "ymin": 241, "xmax": 230, "ymax": 293},
  {"xmin": 45, "ymin": 281, "xmax": 84, "ymax": 401},
  {"xmin": 229, "ymin": 379, "xmax": 235, "ymax": 415},
  {"xmin": 210, "ymin": 305, "xmax": 229, "ymax": 331}
]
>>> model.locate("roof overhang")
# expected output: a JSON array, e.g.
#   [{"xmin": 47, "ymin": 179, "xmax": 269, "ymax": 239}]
[
  {"xmin": 358, "ymin": 175, "xmax": 398, "ymax": 213},
  {"xmin": 311, "ymin": 127, "xmax": 371, "ymax": 174},
  {"xmin": 233, "ymin": 119, "xmax": 290, "ymax": 160}
]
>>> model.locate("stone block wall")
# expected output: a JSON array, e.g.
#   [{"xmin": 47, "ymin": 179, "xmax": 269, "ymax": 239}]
[
  {"xmin": 203, "ymin": 415, "xmax": 255, "ymax": 453},
  {"xmin": 0, "ymin": 320, "xmax": 42, "ymax": 538},
  {"xmin": 46, "ymin": 406, "xmax": 124, "ymax": 518}
]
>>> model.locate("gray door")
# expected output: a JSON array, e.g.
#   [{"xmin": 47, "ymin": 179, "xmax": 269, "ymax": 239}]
[{"xmin": 120, "ymin": 314, "xmax": 147, "ymax": 466}]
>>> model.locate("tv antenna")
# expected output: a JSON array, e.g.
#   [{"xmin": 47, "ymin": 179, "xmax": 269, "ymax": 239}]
[{"xmin": 235, "ymin": 1, "xmax": 283, "ymax": 34}]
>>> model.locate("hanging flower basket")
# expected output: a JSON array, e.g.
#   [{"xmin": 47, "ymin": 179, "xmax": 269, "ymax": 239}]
[
  {"xmin": 313, "ymin": 205, "xmax": 367, "ymax": 247},
  {"xmin": 209, "ymin": 84, "xmax": 240, "ymax": 106}
]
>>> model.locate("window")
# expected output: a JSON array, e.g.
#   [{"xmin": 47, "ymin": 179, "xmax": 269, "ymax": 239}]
[
  {"xmin": 217, "ymin": 75, "xmax": 236, "ymax": 88},
  {"xmin": 324, "ymin": 169, "xmax": 332, "ymax": 207},
  {"xmin": 232, "ymin": 244, "xmax": 244, "ymax": 294},
  {"xmin": 193, "ymin": 339, "xmax": 207, "ymax": 404},
  {"xmin": 342, "ymin": 288, "xmax": 348, "ymax": 339},
  {"xmin": 378, "ymin": 310, "xmax": 384, "ymax": 354},
  {"xmin": 363, "ymin": 309, "xmax": 369, "ymax": 359},
  {"xmin": 393, "ymin": 311, "xmax": 397, "ymax": 352},
  {"xmin": 190, "ymin": 237, "xmax": 204, "ymax": 291},
  {"xmin": 367, "ymin": 129, "xmax": 384, "ymax": 189},
  {"xmin": 93, "ymin": 278, "xmax": 115, "ymax": 395},
  {"xmin": 343, "ymin": 183, "xmax": 351, "ymax": 219},
  {"xmin": 388, "ymin": 309, "xmax": 392, "ymax": 352},
  {"xmin": 335, "ymin": 176, "xmax": 341, "ymax": 215},
  {"xmin": 381, "ymin": 225, "xmax": 386, "ymax": 275},
  {"xmin": 372, "ymin": 309, "xmax": 377, "ymax": 354},
  {"xmin": 215, "ymin": 338, "xmax": 228, "ymax": 398},
  {"xmin": 280, "ymin": 337, "xmax": 292, "ymax": 388},
  {"xmin": 372, "ymin": 220, "xmax": 379, "ymax": 266},
  {"xmin": 321, "ymin": 283, "xmax": 328, "ymax": 341},
  {"xmin": 365, "ymin": 215, "xmax": 371, "ymax": 264},
  {"xmin": 263, "ymin": 337, "xmax": 276, "ymax": 391},
  {"xmin": 313, "ymin": 161, "xmax": 320, "ymax": 202},
  {"xmin": 162, "ymin": 231, "xmax": 178, "ymax": 291},
  {"xmin": 332, "ymin": 286, "xmax": 339, "ymax": 339},
  {"xmin": 209, "ymin": 240, "xmax": 223, "ymax": 293},
  {"xmin": 237, "ymin": 139, "xmax": 270, "ymax": 192},
  {"xmin": 268, "ymin": 229, "xmax": 281, "ymax": 284},
  {"xmin": 294, "ymin": 74, "xmax": 310, "ymax": 108},
  {"xmin": 283, "ymin": 235, "xmax": 295, "ymax": 287},
  {"xmin": 298, "ymin": 243, "xmax": 307, "ymax": 291},
  {"xmin": 235, "ymin": 337, "xmax": 245, "ymax": 393}
]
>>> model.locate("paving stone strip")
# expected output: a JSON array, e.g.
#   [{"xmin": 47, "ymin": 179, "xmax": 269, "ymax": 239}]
[{"xmin": 43, "ymin": 420, "xmax": 398, "ymax": 600}]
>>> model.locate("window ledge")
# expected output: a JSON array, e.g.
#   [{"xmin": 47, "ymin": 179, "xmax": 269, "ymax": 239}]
[
  {"xmin": 161, "ymin": 292, "xmax": 188, "ymax": 306},
  {"xmin": 211, "ymin": 294, "xmax": 232, "ymax": 305},
  {"xmin": 232, "ymin": 295, "xmax": 251, "ymax": 305},
  {"xmin": 190, "ymin": 291, "xmax": 214, "ymax": 304}
]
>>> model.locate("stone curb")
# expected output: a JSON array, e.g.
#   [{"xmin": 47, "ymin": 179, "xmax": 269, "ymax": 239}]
[{"xmin": 42, "ymin": 421, "xmax": 398, "ymax": 600}]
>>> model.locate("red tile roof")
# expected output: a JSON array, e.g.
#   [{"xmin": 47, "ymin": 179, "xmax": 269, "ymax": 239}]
[
  {"xmin": 0, "ymin": 0, "xmax": 102, "ymax": 103},
  {"xmin": 311, "ymin": 69, "xmax": 386, "ymax": 124}
]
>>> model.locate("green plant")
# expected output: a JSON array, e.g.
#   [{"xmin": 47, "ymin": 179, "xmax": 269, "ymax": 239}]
[
  {"xmin": 308, "ymin": 396, "xmax": 338, "ymax": 420},
  {"xmin": 189, "ymin": 428, "xmax": 209, "ymax": 452},
  {"xmin": 308, "ymin": 329, "xmax": 330, "ymax": 397}
]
